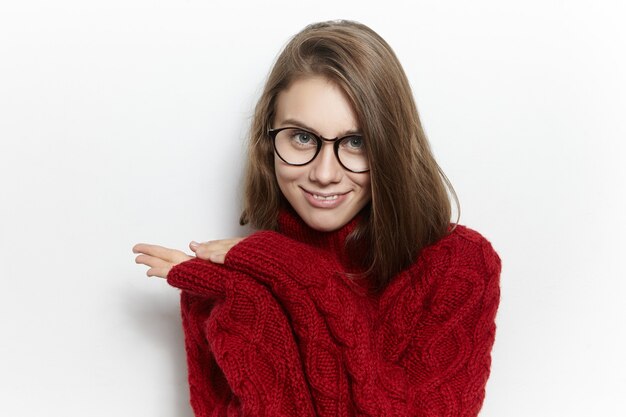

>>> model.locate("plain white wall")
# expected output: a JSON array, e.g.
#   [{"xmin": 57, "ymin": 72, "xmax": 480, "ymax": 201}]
[{"xmin": 1, "ymin": 1, "xmax": 624, "ymax": 416}]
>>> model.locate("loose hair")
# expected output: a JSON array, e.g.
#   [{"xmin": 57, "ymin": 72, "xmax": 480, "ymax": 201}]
[{"xmin": 240, "ymin": 20, "xmax": 458, "ymax": 290}]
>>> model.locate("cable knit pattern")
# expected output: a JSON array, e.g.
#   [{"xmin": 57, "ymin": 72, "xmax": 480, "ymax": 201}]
[{"xmin": 167, "ymin": 209, "xmax": 501, "ymax": 417}]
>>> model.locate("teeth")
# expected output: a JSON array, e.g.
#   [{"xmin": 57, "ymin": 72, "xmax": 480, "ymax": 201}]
[{"xmin": 312, "ymin": 194, "xmax": 338, "ymax": 201}]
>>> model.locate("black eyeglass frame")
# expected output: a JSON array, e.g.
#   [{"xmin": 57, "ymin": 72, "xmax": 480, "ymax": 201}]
[{"xmin": 268, "ymin": 127, "xmax": 370, "ymax": 173}]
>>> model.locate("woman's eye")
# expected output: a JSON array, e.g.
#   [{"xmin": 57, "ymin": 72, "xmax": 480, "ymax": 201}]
[
  {"xmin": 296, "ymin": 133, "xmax": 311, "ymax": 143},
  {"xmin": 291, "ymin": 131, "xmax": 316, "ymax": 146},
  {"xmin": 346, "ymin": 136, "xmax": 364, "ymax": 149}
]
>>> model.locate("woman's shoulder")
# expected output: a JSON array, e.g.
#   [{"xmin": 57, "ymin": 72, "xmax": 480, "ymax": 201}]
[
  {"xmin": 380, "ymin": 224, "xmax": 501, "ymax": 326},
  {"xmin": 444, "ymin": 224, "xmax": 495, "ymax": 246},
  {"xmin": 416, "ymin": 224, "xmax": 501, "ymax": 278}
]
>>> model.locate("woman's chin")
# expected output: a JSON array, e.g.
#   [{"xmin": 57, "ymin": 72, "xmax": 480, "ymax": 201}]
[{"xmin": 298, "ymin": 210, "xmax": 349, "ymax": 232}]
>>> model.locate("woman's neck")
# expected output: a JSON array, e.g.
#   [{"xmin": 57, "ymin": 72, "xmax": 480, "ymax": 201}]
[{"xmin": 277, "ymin": 204, "xmax": 366, "ymax": 269}]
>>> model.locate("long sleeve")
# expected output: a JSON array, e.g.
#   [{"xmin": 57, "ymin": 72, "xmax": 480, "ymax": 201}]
[
  {"xmin": 167, "ymin": 231, "xmax": 336, "ymax": 298},
  {"xmin": 380, "ymin": 225, "xmax": 501, "ymax": 417},
  {"xmin": 167, "ymin": 244, "xmax": 319, "ymax": 417}
]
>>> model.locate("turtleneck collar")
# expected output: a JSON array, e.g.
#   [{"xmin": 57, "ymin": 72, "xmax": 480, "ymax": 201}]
[{"xmin": 276, "ymin": 204, "xmax": 366, "ymax": 272}]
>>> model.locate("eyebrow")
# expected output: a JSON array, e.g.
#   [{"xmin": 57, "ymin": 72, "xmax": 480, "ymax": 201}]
[{"xmin": 277, "ymin": 118, "xmax": 362, "ymax": 137}]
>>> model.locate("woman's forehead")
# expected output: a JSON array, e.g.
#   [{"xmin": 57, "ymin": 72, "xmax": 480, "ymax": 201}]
[{"xmin": 274, "ymin": 76, "xmax": 359, "ymax": 137}]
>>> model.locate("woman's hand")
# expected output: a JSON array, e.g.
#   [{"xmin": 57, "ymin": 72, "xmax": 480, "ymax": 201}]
[
  {"xmin": 189, "ymin": 238, "xmax": 245, "ymax": 264},
  {"xmin": 132, "ymin": 244, "xmax": 192, "ymax": 279},
  {"xmin": 133, "ymin": 238, "xmax": 244, "ymax": 279}
]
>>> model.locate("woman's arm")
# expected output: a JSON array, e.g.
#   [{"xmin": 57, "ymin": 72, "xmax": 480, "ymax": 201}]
[
  {"xmin": 134, "ymin": 235, "xmax": 323, "ymax": 417},
  {"xmin": 394, "ymin": 227, "xmax": 502, "ymax": 417}
]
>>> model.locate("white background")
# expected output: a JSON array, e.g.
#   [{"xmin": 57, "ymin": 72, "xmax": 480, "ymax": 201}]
[{"xmin": 1, "ymin": 1, "xmax": 624, "ymax": 416}]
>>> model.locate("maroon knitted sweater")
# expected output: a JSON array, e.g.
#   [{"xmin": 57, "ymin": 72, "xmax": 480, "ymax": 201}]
[{"xmin": 167, "ymin": 209, "xmax": 501, "ymax": 417}]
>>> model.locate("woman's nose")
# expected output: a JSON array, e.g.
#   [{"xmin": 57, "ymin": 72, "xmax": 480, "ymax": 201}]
[{"xmin": 308, "ymin": 142, "xmax": 343, "ymax": 185}]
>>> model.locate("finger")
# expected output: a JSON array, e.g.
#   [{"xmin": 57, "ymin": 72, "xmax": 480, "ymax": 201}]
[
  {"xmin": 132, "ymin": 243, "xmax": 150, "ymax": 253},
  {"xmin": 146, "ymin": 266, "xmax": 171, "ymax": 279},
  {"xmin": 194, "ymin": 244, "xmax": 225, "ymax": 260},
  {"xmin": 136, "ymin": 256, "xmax": 177, "ymax": 278},
  {"xmin": 194, "ymin": 238, "xmax": 243, "ymax": 260},
  {"xmin": 208, "ymin": 251, "xmax": 227, "ymax": 264},
  {"xmin": 133, "ymin": 243, "xmax": 175, "ymax": 258},
  {"xmin": 133, "ymin": 243, "xmax": 190, "ymax": 263},
  {"xmin": 193, "ymin": 241, "xmax": 218, "ymax": 260},
  {"xmin": 135, "ymin": 254, "xmax": 171, "ymax": 269}
]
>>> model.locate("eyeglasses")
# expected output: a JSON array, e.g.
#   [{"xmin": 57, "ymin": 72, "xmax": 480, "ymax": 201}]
[{"xmin": 268, "ymin": 127, "xmax": 369, "ymax": 173}]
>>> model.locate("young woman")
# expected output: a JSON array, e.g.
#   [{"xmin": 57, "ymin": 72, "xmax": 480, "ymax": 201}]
[{"xmin": 134, "ymin": 20, "xmax": 501, "ymax": 417}]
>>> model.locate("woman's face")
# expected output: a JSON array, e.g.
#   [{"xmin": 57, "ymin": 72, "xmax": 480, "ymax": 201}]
[{"xmin": 273, "ymin": 76, "xmax": 371, "ymax": 232}]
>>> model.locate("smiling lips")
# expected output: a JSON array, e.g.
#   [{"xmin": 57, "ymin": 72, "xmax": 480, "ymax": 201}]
[{"xmin": 302, "ymin": 188, "xmax": 349, "ymax": 208}]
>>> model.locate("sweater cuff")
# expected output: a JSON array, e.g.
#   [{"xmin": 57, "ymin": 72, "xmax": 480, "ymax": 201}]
[{"xmin": 167, "ymin": 257, "xmax": 227, "ymax": 298}]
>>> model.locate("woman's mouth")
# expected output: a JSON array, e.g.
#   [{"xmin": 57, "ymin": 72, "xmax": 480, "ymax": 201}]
[
  {"xmin": 312, "ymin": 194, "xmax": 338, "ymax": 201},
  {"xmin": 302, "ymin": 188, "xmax": 348, "ymax": 208}
]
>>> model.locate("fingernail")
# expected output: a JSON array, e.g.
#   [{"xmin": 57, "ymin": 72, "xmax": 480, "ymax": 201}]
[{"xmin": 190, "ymin": 241, "xmax": 199, "ymax": 249}]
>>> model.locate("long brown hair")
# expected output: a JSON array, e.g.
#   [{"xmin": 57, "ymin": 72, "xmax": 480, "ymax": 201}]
[{"xmin": 240, "ymin": 20, "xmax": 458, "ymax": 290}]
